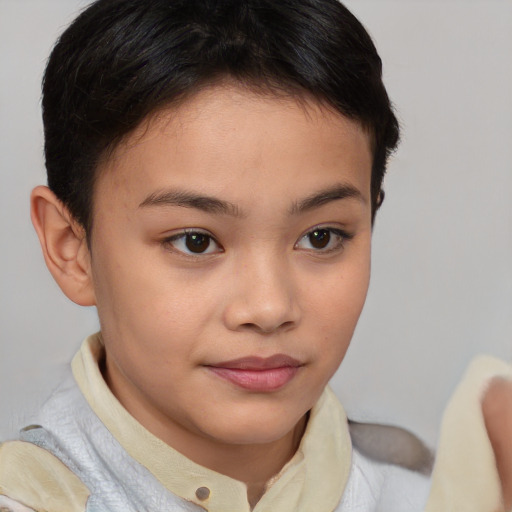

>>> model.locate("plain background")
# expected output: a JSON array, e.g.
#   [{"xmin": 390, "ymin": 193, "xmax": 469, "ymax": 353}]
[{"xmin": 0, "ymin": 0, "xmax": 511, "ymax": 447}]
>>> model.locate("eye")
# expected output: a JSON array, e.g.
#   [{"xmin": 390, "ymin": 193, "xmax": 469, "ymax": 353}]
[
  {"xmin": 295, "ymin": 227, "xmax": 350, "ymax": 253},
  {"xmin": 163, "ymin": 230, "xmax": 222, "ymax": 255}
]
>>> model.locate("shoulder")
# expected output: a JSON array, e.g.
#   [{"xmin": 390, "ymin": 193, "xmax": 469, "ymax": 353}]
[{"xmin": 0, "ymin": 440, "xmax": 90, "ymax": 512}]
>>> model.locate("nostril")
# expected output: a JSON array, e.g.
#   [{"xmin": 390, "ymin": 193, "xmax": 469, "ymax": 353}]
[
  {"xmin": 279, "ymin": 320, "xmax": 295, "ymax": 331},
  {"xmin": 240, "ymin": 319, "xmax": 296, "ymax": 334}
]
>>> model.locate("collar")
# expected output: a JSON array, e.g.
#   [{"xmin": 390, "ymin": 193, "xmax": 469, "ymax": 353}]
[{"xmin": 72, "ymin": 333, "xmax": 352, "ymax": 512}]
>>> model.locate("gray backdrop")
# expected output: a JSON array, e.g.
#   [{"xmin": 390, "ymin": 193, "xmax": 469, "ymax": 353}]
[{"xmin": 1, "ymin": 0, "xmax": 511, "ymax": 447}]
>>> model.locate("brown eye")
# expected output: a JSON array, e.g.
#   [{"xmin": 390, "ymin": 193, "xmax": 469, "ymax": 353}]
[
  {"xmin": 308, "ymin": 229, "xmax": 330, "ymax": 249},
  {"xmin": 185, "ymin": 233, "xmax": 211, "ymax": 253},
  {"xmin": 295, "ymin": 227, "xmax": 349, "ymax": 253},
  {"xmin": 164, "ymin": 230, "xmax": 222, "ymax": 255}
]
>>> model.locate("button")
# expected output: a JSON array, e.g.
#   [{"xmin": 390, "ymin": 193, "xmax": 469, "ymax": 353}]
[{"xmin": 195, "ymin": 487, "xmax": 211, "ymax": 500}]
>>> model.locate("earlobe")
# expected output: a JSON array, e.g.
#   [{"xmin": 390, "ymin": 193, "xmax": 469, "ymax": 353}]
[{"xmin": 30, "ymin": 185, "xmax": 96, "ymax": 306}]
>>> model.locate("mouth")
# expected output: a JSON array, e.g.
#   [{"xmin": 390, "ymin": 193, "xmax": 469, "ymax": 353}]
[{"xmin": 205, "ymin": 355, "xmax": 303, "ymax": 392}]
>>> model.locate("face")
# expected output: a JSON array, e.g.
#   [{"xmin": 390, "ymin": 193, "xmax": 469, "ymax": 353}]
[{"xmin": 89, "ymin": 85, "xmax": 373, "ymax": 451}]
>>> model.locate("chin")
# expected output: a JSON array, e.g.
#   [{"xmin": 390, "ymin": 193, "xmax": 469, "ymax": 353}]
[{"xmin": 200, "ymin": 408, "xmax": 306, "ymax": 446}]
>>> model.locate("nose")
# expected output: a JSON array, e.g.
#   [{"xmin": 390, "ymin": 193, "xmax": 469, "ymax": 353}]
[{"xmin": 223, "ymin": 252, "xmax": 300, "ymax": 334}]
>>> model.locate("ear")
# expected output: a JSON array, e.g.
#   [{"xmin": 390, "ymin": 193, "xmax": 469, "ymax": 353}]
[
  {"xmin": 376, "ymin": 189, "xmax": 385, "ymax": 209},
  {"xmin": 30, "ymin": 185, "xmax": 96, "ymax": 306}
]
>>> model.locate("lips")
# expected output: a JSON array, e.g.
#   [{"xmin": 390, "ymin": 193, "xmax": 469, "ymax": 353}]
[{"xmin": 206, "ymin": 355, "xmax": 302, "ymax": 392}]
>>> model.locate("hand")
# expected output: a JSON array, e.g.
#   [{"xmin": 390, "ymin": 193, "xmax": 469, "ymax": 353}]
[{"xmin": 482, "ymin": 377, "xmax": 512, "ymax": 511}]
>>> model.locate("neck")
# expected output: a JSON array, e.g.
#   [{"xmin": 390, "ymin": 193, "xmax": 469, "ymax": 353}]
[{"xmin": 216, "ymin": 416, "xmax": 307, "ymax": 507}]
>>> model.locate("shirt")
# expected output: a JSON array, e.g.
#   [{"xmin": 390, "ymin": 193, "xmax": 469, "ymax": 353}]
[{"xmin": 0, "ymin": 333, "xmax": 429, "ymax": 511}]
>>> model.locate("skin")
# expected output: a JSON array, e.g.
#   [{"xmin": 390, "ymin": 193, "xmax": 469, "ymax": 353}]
[
  {"xmin": 31, "ymin": 85, "xmax": 373, "ymax": 507},
  {"xmin": 482, "ymin": 377, "xmax": 512, "ymax": 511}
]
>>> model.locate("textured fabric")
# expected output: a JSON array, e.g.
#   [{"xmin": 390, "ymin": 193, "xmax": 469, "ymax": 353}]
[
  {"xmin": 0, "ymin": 333, "xmax": 430, "ymax": 511},
  {"xmin": 0, "ymin": 495, "xmax": 36, "ymax": 512},
  {"xmin": 0, "ymin": 440, "xmax": 89, "ymax": 512},
  {"xmin": 18, "ymin": 378, "xmax": 203, "ymax": 512},
  {"xmin": 340, "ymin": 449, "xmax": 430, "ymax": 512},
  {"xmin": 425, "ymin": 355, "xmax": 512, "ymax": 512}
]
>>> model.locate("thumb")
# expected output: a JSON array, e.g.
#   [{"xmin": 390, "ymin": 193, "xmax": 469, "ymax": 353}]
[{"xmin": 482, "ymin": 377, "xmax": 512, "ymax": 511}]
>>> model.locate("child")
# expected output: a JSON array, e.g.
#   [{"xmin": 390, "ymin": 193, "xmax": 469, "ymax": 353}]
[{"xmin": 0, "ymin": 0, "xmax": 431, "ymax": 510}]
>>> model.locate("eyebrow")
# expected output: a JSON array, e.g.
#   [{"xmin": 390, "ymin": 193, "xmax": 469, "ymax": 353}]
[
  {"xmin": 289, "ymin": 183, "xmax": 366, "ymax": 214},
  {"xmin": 139, "ymin": 183, "xmax": 364, "ymax": 217},
  {"xmin": 139, "ymin": 189, "xmax": 243, "ymax": 217}
]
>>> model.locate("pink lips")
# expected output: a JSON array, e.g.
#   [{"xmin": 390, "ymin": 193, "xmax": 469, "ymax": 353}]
[{"xmin": 206, "ymin": 355, "xmax": 302, "ymax": 392}]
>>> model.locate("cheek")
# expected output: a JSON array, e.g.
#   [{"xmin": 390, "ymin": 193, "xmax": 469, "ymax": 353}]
[
  {"xmin": 306, "ymin": 255, "xmax": 371, "ymax": 354},
  {"xmin": 91, "ymin": 244, "xmax": 218, "ymax": 365}
]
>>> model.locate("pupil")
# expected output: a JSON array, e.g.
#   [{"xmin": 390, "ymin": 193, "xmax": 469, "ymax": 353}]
[
  {"xmin": 310, "ymin": 229, "xmax": 330, "ymax": 249},
  {"xmin": 186, "ymin": 233, "xmax": 210, "ymax": 253}
]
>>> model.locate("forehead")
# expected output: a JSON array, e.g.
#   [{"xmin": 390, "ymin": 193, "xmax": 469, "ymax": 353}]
[{"xmin": 95, "ymin": 85, "xmax": 373, "ymax": 211}]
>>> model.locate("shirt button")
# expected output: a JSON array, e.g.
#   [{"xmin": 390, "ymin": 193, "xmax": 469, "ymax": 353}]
[{"xmin": 195, "ymin": 487, "xmax": 211, "ymax": 500}]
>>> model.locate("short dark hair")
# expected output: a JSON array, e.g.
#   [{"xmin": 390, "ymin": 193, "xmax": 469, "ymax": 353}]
[{"xmin": 42, "ymin": 0, "xmax": 399, "ymax": 234}]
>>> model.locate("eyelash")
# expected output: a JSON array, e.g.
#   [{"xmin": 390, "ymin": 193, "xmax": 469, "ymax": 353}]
[
  {"xmin": 294, "ymin": 226, "xmax": 353, "ymax": 254},
  {"xmin": 161, "ymin": 229, "xmax": 223, "ymax": 256},
  {"xmin": 161, "ymin": 226, "xmax": 353, "ymax": 257}
]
